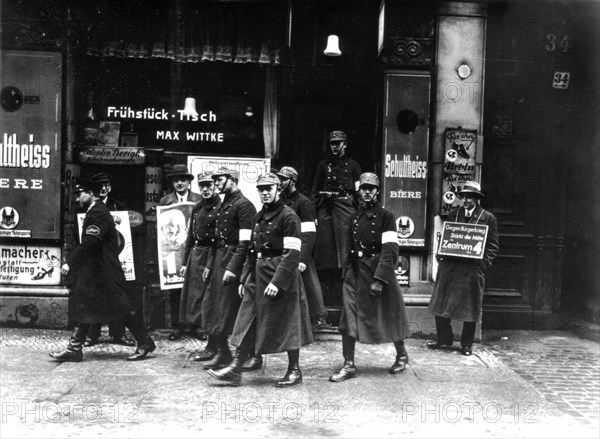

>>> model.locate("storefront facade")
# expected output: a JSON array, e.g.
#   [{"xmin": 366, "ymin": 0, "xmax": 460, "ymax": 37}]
[{"xmin": 1, "ymin": 0, "xmax": 598, "ymax": 331}]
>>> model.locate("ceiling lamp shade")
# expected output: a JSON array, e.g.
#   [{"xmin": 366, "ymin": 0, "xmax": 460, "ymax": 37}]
[
  {"xmin": 245, "ymin": 106, "xmax": 254, "ymax": 117},
  {"xmin": 182, "ymin": 97, "xmax": 198, "ymax": 118},
  {"xmin": 324, "ymin": 35, "xmax": 341, "ymax": 56}
]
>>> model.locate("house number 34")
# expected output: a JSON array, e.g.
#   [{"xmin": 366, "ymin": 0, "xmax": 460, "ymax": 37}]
[{"xmin": 545, "ymin": 34, "xmax": 571, "ymax": 53}]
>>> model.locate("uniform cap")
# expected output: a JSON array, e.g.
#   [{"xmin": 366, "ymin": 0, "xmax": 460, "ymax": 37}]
[
  {"xmin": 276, "ymin": 166, "xmax": 298, "ymax": 181},
  {"xmin": 329, "ymin": 130, "xmax": 347, "ymax": 142},
  {"xmin": 91, "ymin": 172, "xmax": 112, "ymax": 184},
  {"xmin": 74, "ymin": 177, "xmax": 103, "ymax": 194},
  {"xmin": 458, "ymin": 181, "xmax": 485, "ymax": 198},
  {"xmin": 197, "ymin": 172, "xmax": 214, "ymax": 184},
  {"xmin": 256, "ymin": 173, "xmax": 281, "ymax": 187},
  {"xmin": 167, "ymin": 164, "xmax": 194, "ymax": 181},
  {"xmin": 359, "ymin": 172, "xmax": 380, "ymax": 188},
  {"xmin": 212, "ymin": 167, "xmax": 240, "ymax": 180}
]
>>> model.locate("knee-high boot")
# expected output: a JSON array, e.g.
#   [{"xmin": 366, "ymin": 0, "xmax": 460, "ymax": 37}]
[
  {"xmin": 389, "ymin": 340, "xmax": 409, "ymax": 374},
  {"xmin": 49, "ymin": 324, "xmax": 90, "ymax": 362},
  {"xmin": 124, "ymin": 311, "xmax": 156, "ymax": 361},
  {"xmin": 202, "ymin": 334, "xmax": 233, "ymax": 370},
  {"xmin": 329, "ymin": 334, "xmax": 357, "ymax": 382},
  {"xmin": 206, "ymin": 348, "xmax": 249, "ymax": 386},
  {"xmin": 276, "ymin": 350, "xmax": 302, "ymax": 387},
  {"xmin": 192, "ymin": 335, "xmax": 218, "ymax": 361}
]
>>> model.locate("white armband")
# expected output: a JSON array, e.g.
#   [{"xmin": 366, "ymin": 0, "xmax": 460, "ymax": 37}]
[
  {"xmin": 283, "ymin": 236, "xmax": 302, "ymax": 252},
  {"xmin": 239, "ymin": 229, "xmax": 252, "ymax": 241},
  {"xmin": 300, "ymin": 221, "xmax": 316, "ymax": 233},
  {"xmin": 381, "ymin": 231, "xmax": 398, "ymax": 244}
]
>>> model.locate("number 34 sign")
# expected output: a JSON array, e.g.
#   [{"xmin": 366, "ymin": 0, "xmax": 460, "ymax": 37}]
[{"xmin": 553, "ymin": 71, "xmax": 570, "ymax": 90}]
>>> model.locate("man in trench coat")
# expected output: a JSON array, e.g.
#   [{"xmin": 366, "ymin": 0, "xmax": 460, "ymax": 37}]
[
  {"xmin": 427, "ymin": 181, "xmax": 499, "ymax": 356},
  {"xmin": 207, "ymin": 173, "xmax": 313, "ymax": 387},
  {"xmin": 329, "ymin": 172, "xmax": 410, "ymax": 382},
  {"xmin": 50, "ymin": 178, "xmax": 155, "ymax": 362}
]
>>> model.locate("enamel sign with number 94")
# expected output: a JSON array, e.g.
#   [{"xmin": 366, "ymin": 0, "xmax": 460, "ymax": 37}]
[{"xmin": 553, "ymin": 71, "xmax": 570, "ymax": 89}]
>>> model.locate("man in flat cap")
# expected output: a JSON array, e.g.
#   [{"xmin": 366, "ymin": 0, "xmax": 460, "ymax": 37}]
[
  {"xmin": 50, "ymin": 178, "xmax": 155, "ymax": 362},
  {"xmin": 207, "ymin": 173, "xmax": 312, "ymax": 387},
  {"xmin": 84, "ymin": 172, "xmax": 132, "ymax": 348},
  {"xmin": 179, "ymin": 173, "xmax": 221, "ymax": 347},
  {"xmin": 277, "ymin": 166, "xmax": 328, "ymax": 332},
  {"xmin": 192, "ymin": 167, "xmax": 256, "ymax": 368},
  {"xmin": 159, "ymin": 164, "xmax": 202, "ymax": 340},
  {"xmin": 311, "ymin": 131, "xmax": 362, "ymax": 306},
  {"xmin": 329, "ymin": 172, "xmax": 409, "ymax": 382},
  {"xmin": 427, "ymin": 181, "xmax": 499, "ymax": 356}
]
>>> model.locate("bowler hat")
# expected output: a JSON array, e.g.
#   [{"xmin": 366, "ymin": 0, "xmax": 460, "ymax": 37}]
[
  {"xmin": 212, "ymin": 167, "xmax": 240, "ymax": 180},
  {"xmin": 91, "ymin": 172, "xmax": 112, "ymax": 184},
  {"xmin": 359, "ymin": 172, "xmax": 380, "ymax": 188},
  {"xmin": 167, "ymin": 164, "xmax": 194, "ymax": 181},
  {"xmin": 458, "ymin": 181, "xmax": 485, "ymax": 198},
  {"xmin": 256, "ymin": 173, "xmax": 281, "ymax": 187},
  {"xmin": 329, "ymin": 130, "xmax": 347, "ymax": 142},
  {"xmin": 276, "ymin": 166, "xmax": 298, "ymax": 181},
  {"xmin": 197, "ymin": 172, "xmax": 214, "ymax": 184},
  {"xmin": 75, "ymin": 177, "xmax": 103, "ymax": 194}
]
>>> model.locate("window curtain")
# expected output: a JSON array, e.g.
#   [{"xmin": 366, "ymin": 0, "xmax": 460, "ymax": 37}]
[
  {"xmin": 83, "ymin": 1, "xmax": 285, "ymax": 65},
  {"xmin": 263, "ymin": 66, "xmax": 279, "ymax": 158}
]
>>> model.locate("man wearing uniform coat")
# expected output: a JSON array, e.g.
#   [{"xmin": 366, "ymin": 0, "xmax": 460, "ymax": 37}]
[
  {"xmin": 158, "ymin": 164, "xmax": 202, "ymax": 341},
  {"xmin": 192, "ymin": 168, "xmax": 256, "ymax": 369},
  {"xmin": 179, "ymin": 172, "xmax": 221, "ymax": 352},
  {"xmin": 427, "ymin": 181, "xmax": 499, "ymax": 356},
  {"xmin": 277, "ymin": 166, "xmax": 328, "ymax": 329},
  {"xmin": 329, "ymin": 172, "xmax": 410, "ymax": 382},
  {"xmin": 207, "ymin": 173, "xmax": 313, "ymax": 387},
  {"xmin": 50, "ymin": 178, "xmax": 155, "ymax": 362}
]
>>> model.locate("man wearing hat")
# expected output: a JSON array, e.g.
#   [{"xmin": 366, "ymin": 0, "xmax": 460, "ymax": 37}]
[
  {"xmin": 207, "ymin": 173, "xmax": 313, "ymax": 387},
  {"xmin": 277, "ymin": 166, "xmax": 328, "ymax": 331},
  {"xmin": 50, "ymin": 177, "xmax": 155, "ymax": 362},
  {"xmin": 178, "ymin": 173, "xmax": 221, "ymax": 346},
  {"xmin": 311, "ymin": 130, "xmax": 362, "ymax": 305},
  {"xmin": 84, "ymin": 172, "xmax": 132, "ymax": 348},
  {"xmin": 192, "ymin": 167, "xmax": 256, "ymax": 368},
  {"xmin": 427, "ymin": 181, "xmax": 499, "ymax": 356},
  {"xmin": 159, "ymin": 164, "xmax": 202, "ymax": 340},
  {"xmin": 329, "ymin": 172, "xmax": 410, "ymax": 382}
]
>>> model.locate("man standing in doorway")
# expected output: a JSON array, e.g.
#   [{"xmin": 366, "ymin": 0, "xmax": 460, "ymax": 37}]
[
  {"xmin": 192, "ymin": 168, "xmax": 256, "ymax": 369},
  {"xmin": 277, "ymin": 166, "xmax": 328, "ymax": 331},
  {"xmin": 427, "ymin": 181, "xmax": 499, "ymax": 356},
  {"xmin": 159, "ymin": 164, "xmax": 201, "ymax": 341},
  {"xmin": 312, "ymin": 131, "xmax": 362, "ymax": 305}
]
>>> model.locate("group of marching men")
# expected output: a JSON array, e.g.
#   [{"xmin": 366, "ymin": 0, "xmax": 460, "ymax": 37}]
[{"xmin": 50, "ymin": 129, "xmax": 499, "ymax": 388}]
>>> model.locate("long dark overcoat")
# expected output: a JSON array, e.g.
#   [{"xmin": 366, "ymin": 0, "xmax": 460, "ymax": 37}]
[
  {"xmin": 179, "ymin": 194, "xmax": 220, "ymax": 326},
  {"xmin": 201, "ymin": 189, "xmax": 256, "ymax": 335},
  {"xmin": 231, "ymin": 200, "xmax": 313, "ymax": 354},
  {"xmin": 282, "ymin": 190, "xmax": 327, "ymax": 321},
  {"xmin": 338, "ymin": 201, "xmax": 409, "ymax": 344},
  {"xmin": 429, "ymin": 205, "xmax": 500, "ymax": 323},
  {"xmin": 68, "ymin": 202, "xmax": 132, "ymax": 323}
]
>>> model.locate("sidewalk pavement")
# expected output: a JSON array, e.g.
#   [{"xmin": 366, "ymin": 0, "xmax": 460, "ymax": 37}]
[{"xmin": 0, "ymin": 326, "xmax": 598, "ymax": 438}]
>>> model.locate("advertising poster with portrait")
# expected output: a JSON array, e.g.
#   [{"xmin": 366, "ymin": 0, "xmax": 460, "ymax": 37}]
[
  {"xmin": 156, "ymin": 202, "xmax": 195, "ymax": 290},
  {"xmin": 77, "ymin": 211, "xmax": 135, "ymax": 281}
]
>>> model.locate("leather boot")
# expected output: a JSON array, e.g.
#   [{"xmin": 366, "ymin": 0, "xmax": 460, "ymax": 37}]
[
  {"xmin": 126, "ymin": 337, "xmax": 156, "ymax": 361},
  {"xmin": 389, "ymin": 340, "xmax": 409, "ymax": 374},
  {"xmin": 241, "ymin": 354, "xmax": 263, "ymax": 372},
  {"xmin": 329, "ymin": 334, "xmax": 357, "ymax": 382},
  {"xmin": 124, "ymin": 312, "xmax": 156, "ymax": 361},
  {"xmin": 206, "ymin": 349, "xmax": 248, "ymax": 386},
  {"xmin": 276, "ymin": 350, "xmax": 302, "ymax": 387},
  {"xmin": 202, "ymin": 335, "xmax": 232, "ymax": 370},
  {"xmin": 50, "ymin": 324, "xmax": 88, "ymax": 362},
  {"xmin": 192, "ymin": 335, "xmax": 217, "ymax": 362}
]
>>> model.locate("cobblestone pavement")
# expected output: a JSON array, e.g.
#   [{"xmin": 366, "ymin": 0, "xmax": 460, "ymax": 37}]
[
  {"xmin": 484, "ymin": 330, "xmax": 600, "ymax": 428},
  {"xmin": 1, "ymin": 327, "xmax": 599, "ymax": 438}
]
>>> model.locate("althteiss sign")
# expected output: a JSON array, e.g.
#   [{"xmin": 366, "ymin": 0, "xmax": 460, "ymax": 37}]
[{"xmin": 437, "ymin": 222, "xmax": 489, "ymax": 260}]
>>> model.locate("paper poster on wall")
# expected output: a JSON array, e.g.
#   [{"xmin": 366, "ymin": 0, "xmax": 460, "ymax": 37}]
[
  {"xmin": 188, "ymin": 156, "xmax": 271, "ymax": 211},
  {"xmin": 0, "ymin": 244, "xmax": 61, "ymax": 285},
  {"xmin": 156, "ymin": 202, "xmax": 195, "ymax": 290},
  {"xmin": 77, "ymin": 211, "xmax": 135, "ymax": 281}
]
